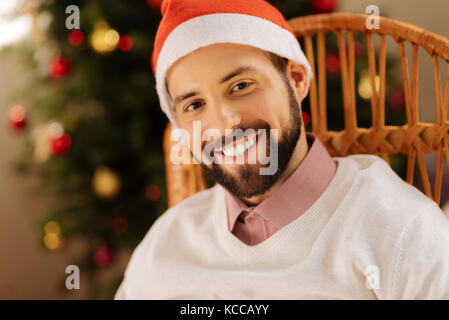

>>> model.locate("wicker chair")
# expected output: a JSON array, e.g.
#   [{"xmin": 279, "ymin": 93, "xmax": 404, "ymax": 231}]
[{"xmin": 163, "ymin": 13, "xmax": 449, "ymax": 209}]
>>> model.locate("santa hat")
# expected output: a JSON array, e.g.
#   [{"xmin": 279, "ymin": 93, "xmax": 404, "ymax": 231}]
[{"xmin": 151, "ymin": 0, "xmax": 313, "ymax": 128}]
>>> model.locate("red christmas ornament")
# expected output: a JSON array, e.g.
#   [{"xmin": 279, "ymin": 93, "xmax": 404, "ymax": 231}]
[
  {"xmin": 8, "ymin": 105, "xmax": 27, "ymax": 132},
  {"xmin": 388, "ymin": 89, "xmax": 405, "ymax": 110},
  {"xmin": 311, "ymin": 0, "xmax": 338, "ymax": 13},
  {"xmin": 49, "ymin": 56, "xmax": 71, "ymax": 79},
  {"xmin": 68, "ymin": 30, "xmax": 84, "ymax": 46},
  {"xmin": 302, "ymin": 110, "xmax": 310, "ymax": 126},
  {"xmin": 326, "ymin": 54, "xmax": 340, "ymax": 73},
  {"xmin": 146, "ymin": 0, "xmax": 163, "ymax": 10},
  {"xmin": 49, "ymin": 133, "xmax": 72, "ymax": 155},
  {"xmin": 145, "ymin": 185, "xmax": 161, "ymax": 201},
  {"xmin": 93, "ymin": 246, "xmax": 114, "ymax": 267},
  {"xmin": 112, "ymin": 216, "xmax": 128, "ymax": 234},
  {"xmin": 118, "ymin": 35, "xmax": 133, "ymax": 51}
]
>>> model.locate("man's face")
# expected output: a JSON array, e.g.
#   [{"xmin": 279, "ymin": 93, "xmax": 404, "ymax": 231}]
[{"xmin": 166, "ymin": 43, "xmax": 309, "ymax": 199}]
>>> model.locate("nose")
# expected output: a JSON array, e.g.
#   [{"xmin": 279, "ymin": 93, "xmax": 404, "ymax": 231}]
[{"xmin": 205, "ymin": 99, "xmax": 242, "ymax": 135}]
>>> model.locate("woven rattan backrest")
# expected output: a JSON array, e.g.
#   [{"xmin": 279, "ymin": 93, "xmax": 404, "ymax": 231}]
[{"xmin": 163, "ymin": 13, "xmax": 449, "ymax": 208}]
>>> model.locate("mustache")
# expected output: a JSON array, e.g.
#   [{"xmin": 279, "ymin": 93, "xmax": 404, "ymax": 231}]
[{"xmin": 202, "ymin": 121, "xmax": 271, "ymax": 154}]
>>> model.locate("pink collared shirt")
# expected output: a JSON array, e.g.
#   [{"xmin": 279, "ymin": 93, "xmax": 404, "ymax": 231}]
[{"xmin": 224, "ymin": 132, "xmax": 337, "ymax": 246}]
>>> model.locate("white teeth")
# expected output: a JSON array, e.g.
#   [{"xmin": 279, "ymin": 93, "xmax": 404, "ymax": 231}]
[{"xmin": 222, "ymin": 137, "xmax": 255, "ymax": 157}]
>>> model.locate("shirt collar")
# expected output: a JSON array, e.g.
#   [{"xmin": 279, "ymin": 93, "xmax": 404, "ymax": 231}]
[{"xmin": 225, "ymin": 132, "xmax": 337, "ymax": 231}]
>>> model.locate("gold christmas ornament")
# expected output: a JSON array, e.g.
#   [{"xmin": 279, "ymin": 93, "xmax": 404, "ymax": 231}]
[
  {"xmin": 43, "ymin": 220, "xmax": 64, "ymax": 250},
  {"xmin": 92, "ymin": 166, "xmax": 121, "ymax": 199},
  {"xmin": 43, "ymin": 233, "xmax": 60, "ymax": 250},
  {"xmin": 89, "ymin": 21, "xmax": 120, "ymax": 54},
  {"xmin": 44, "ymin": 221, "xmax": 61, "ymax": 235}
]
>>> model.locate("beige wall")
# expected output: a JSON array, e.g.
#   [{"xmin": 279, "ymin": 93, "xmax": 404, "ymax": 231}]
[{"xmin": 0, "ymin": 0, "xmax": 448, "ymax": 299}]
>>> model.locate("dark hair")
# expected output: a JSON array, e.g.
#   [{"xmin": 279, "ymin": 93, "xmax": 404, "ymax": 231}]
[
  {"xmin": 265, "ymin": 51, "xmax": 292, "ymax": 89},
  {"xmin": 265, "ymin": 52, "xmax": 289, "ymax": 75}
]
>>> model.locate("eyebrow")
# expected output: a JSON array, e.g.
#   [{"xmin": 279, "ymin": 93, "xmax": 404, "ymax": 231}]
[{"xmin": 171, "ymin": 66, "xmax": 258, "ymax": 105}]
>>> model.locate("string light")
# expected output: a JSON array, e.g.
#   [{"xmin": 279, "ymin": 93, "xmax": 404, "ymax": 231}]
[
  {"xmin": 92, "ymin": 166, "xmax": 121, "ymax": 199},
  {"xmin": 358, "ymin": 71, "xmax": 380, "ymax": 100}
]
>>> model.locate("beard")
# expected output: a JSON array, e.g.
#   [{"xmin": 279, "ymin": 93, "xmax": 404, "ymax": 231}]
[{"xmin": 197, "ymin": 79, "xmax": 303, "ymax": 199}]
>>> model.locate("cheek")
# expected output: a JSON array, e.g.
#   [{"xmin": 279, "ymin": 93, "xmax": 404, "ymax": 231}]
[{"xmin": 248, "ymin": 91, "xmax": 288, "ymax": 129}]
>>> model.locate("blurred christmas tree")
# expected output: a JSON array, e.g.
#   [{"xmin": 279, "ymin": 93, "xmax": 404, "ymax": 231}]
[{"xmin": 5, "ymin": 0, "xmax": 406, "ymax": 298}]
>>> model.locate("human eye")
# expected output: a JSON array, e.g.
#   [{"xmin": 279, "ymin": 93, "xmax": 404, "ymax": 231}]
[
  {"xmin": 184, "ymin": 101, "xmax": 204, "ymax": 112},
  {"xmin": 230, "ymin": 81, "xmax": 253, "ymax": 94}
]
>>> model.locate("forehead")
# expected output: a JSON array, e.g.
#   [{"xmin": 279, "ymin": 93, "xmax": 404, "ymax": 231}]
[{"xmin": 165, "ymin": 43, "xmax": 272, "ymax": 92}]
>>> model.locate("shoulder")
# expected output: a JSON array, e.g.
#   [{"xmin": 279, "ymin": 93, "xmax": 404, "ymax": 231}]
[
  {"xmin": 115, "ymin": 184, "xmax": 223, "ymax": 298},
  {"xmin": 335, "ymin": 154, "xmax": 434, "ymax": 212},
  {"xmin": 138, "ymin": 183, "xmax": 222, "ymax": 246},
  {"xmin": 135, "ymin": 183, "xmax": 225, "ymax": 255},
  {"xmin": 331, "ymin": 154, "xmax": 440, "ymax": 238},
  {"xmin": 389, "ymin": 201, "xmax": 449, "ymax": 299}
]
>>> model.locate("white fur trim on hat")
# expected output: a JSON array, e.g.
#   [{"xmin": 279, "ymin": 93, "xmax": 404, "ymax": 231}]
[{"xmin": 155, "ymin": 13, "xmax": 314, "ymax": 127}]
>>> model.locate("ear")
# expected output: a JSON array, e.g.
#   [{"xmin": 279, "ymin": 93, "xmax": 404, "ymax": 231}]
[{"xmin": 286, "ymin": 60, "xmax": 310, "ymax": 102}]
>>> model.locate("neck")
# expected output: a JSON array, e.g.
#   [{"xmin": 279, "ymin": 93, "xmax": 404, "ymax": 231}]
[{"xmin": 240, "ymin": 127, "xmax": 309, "ymax": 206}]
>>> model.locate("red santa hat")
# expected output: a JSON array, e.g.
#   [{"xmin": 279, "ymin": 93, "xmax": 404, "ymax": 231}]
[{"xmin": 151, "ymin": 0, "xmax": 313, "ymax": 127}]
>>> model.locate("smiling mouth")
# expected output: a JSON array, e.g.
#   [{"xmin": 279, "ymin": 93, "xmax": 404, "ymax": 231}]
[{"xmin": 214, "ymin": 131, "xmax": 265, "ymax": 158}]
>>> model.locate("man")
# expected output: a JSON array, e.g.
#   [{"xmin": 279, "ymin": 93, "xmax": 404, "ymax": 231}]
[{"xmin": 115, "ymin": 0, "xmax": 449, "ymax": 299}]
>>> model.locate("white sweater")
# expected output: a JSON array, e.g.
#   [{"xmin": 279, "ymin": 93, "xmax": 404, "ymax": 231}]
[{"xmin": 115, "ymin": 155, "xmax": 449, "ymax": 299}]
